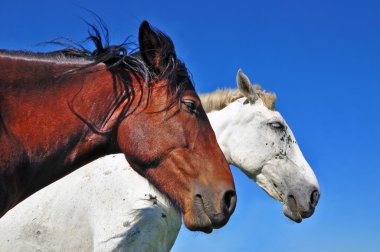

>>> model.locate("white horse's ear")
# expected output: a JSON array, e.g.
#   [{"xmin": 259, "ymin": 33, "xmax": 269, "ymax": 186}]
[{"xmin": 236, "ymin": 69, "xmax": 258, "ymax": 103}]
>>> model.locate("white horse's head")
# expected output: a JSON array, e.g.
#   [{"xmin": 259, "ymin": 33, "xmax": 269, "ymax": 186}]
[{"xmin": 203, "ymin": 69, "xmax": 320, "ymax": 222}]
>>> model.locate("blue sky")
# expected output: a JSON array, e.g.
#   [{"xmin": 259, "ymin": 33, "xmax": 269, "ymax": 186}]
[{"xmin": 1, "ymin": 0, "xmax": 379, "ymax": 251}]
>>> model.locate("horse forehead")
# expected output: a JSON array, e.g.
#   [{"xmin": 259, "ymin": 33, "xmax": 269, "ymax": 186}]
[
  {"xmin": 240, "ymin": 99, "xmax": 280, "ymax": 120},
  {"xmin": 256, "ymin": 104, "xmax": 283, "ymax": 122}
]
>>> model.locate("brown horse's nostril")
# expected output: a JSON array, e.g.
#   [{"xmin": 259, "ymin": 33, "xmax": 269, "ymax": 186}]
[
  {"xmin": 310, "ymin": 189, "xmax": 320, "ymax": 208},
  {"xmin": 222, "ymin": 190, "xmax": 237, "ymax": 215}
]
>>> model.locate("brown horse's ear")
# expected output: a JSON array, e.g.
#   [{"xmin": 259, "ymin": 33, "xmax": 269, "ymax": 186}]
[
  {"xmin": 139, "ymin": 21, "xmax": 176, "ymax": 75},
  {"xmin": 236, "ymin": 69, "xmax": 258, "ymax": 103}
]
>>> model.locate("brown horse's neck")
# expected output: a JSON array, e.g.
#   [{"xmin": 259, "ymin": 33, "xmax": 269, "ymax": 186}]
[{"xmin": 0, "ymin": 54, "xmax": 138, "ymax": 214}]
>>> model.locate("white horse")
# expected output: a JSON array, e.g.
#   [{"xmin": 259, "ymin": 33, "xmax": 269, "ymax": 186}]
[{"xmin": 0, "ymin": 70, "xmax": 320, "ymax": 252}]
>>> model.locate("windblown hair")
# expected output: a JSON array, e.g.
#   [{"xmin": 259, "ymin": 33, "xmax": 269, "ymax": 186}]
[
  {"xmin": 0, "ymin": 24, "xmax": 148, "ymax": 80},
  {"xmin": 200, "ymin": 85, "xmax": 277, "ymax": 113}
]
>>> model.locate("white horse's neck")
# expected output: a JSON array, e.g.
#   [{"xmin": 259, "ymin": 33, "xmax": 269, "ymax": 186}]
[
  {"xmin": 208, "ymin": 109, "xmax": 234, "ymax": 165},
  {"xmin": 207, "ymin": 98, "xmax": 264, "ymax": 174}
]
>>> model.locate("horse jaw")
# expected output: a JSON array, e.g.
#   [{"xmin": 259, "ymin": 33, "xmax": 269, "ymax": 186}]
[{"xmin": 252, "ymin": 142, "xmax": 320, "ymax": 223}]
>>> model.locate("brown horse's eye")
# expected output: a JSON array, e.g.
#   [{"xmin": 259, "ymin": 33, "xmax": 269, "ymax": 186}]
[{"xmin": 182, "ymin": 99, "xmax": 198, "ymax": 114}]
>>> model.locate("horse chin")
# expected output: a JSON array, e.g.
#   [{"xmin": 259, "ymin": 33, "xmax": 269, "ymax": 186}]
[{"xmin": 283, "ymin": 196, "xmax": 303, "ymax": 223}]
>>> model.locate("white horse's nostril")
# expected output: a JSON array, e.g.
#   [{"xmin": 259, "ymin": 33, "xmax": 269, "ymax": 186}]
[{"xmin": 310, "ymin": 190, "xmax": 320, "ymax": 208}]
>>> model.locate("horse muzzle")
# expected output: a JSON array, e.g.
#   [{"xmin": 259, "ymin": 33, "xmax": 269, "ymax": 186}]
[
  {"xmin": 283, "ymin": 188, "xmax": 320, "ymax": 223},
  {"xmin": 183, "ymin": 186, "xmax": 237, "ymax": 233}
]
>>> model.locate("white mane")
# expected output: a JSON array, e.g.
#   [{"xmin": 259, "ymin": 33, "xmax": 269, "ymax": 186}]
[{"xmin": 200, "ymin": 85, "xmax": 277, "ymax": 113}]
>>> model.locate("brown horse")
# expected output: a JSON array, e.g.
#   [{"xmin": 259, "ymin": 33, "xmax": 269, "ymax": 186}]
[{"xmin": 0, "ymin": 21, "xmax": 236, "ymax": 233}]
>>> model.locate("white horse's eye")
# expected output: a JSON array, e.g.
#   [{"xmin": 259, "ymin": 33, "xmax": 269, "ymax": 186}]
[{"xmin": 269, "ymin": 122, "xmax": 285, "ymax": 130}]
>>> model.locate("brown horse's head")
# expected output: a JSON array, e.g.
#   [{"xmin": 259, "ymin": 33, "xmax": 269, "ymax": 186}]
[{"xmin": 115, "ymin": 22, "xmax": 236, "ymax": 233}]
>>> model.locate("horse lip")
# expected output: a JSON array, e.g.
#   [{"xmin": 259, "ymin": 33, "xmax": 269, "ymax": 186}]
[
  {"xmin": 183, "ymin": 195, "xmax": 214, "ymax": 233},
  {"xmin": 194, "ymin": 194, "xmax": 216, "ymax": 226},
  {"xmin": 197, "ymin": 194, "xmax": 231, "ymax": 229},
  {"xmin": 283, "ymin": 195, "xmax": 303, "ymax": 223},
  {"xmin": 300, "ymin": 208, "xmax": 315, "ymax": 218}
]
